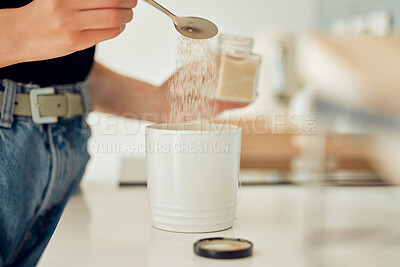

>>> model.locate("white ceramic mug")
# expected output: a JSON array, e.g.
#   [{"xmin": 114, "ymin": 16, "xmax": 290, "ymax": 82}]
[{"xmin": 145, "ymin": 123, "xmax": 242, "ymax": 233}]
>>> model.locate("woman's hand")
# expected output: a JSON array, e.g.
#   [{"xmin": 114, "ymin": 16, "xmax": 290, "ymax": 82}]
[
  {"xmin": 0, "ymin": 0, "xmax": 137, "ymax": 68},
  {"xmin": 153, "ymin": 74, "xmax": 248, "ymax": 123},
  {"xmin": 89, "ymin": 63, "xmax": 248, "ymax": 123}
]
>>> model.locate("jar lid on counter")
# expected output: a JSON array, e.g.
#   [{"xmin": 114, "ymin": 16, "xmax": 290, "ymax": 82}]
[{"xmin": 194, "ymin": 237, "xmax": 253, "ymax": 259}]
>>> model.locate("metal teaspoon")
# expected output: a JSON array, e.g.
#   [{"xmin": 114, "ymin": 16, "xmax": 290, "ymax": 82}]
[{"xmin": 142, "ymin": 0, "xmax": 218, "ymax": 39}]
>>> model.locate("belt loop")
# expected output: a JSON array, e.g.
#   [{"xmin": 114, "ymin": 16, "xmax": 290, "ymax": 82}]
[
  {"xmin": 76, "ymin": 80, "xmax": 91, "ymax": 127},
  {"xmin": 0, "ymin": 79, "xmax": 17, "ymax": 128}
]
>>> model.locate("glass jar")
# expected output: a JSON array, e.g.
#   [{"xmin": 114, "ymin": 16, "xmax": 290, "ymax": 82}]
[{"xmin": 213, "ymin": 34, "xmax": 262, "ymax": 103}]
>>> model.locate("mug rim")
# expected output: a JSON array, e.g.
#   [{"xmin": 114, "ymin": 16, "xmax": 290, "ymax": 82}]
[{"xmin": 146, "ymin": 123, "xmax": 240, "ymax": 132}]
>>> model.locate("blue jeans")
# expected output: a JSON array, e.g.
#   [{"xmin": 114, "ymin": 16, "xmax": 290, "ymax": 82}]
[{"xmin": 0, "ymin": 79, "xmax": 91, "ymax": 267}]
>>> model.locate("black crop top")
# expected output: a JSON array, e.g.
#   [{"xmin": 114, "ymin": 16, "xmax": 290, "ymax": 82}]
[{"xmin": 0, "ymin": 0, "xmax": 95, "ymax": 87}]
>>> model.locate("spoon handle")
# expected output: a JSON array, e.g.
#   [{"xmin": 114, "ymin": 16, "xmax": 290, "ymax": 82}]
[{"xmin": 142, "ymin": 0, "xmax": 178, "ymax": 24}]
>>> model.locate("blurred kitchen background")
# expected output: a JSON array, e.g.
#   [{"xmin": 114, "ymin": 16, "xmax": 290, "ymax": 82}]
[
  {"xmin": 86, "ymin": 0, "xmax": 400, "ymax": 186},
  {"xmin": 86, "ymin": 0, "xmax": 316, "ymax": 183}
]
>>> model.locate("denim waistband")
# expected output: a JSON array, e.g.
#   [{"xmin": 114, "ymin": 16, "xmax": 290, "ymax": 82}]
[{"xmin": 0, "ymin": 79, "xmax": 91, "ymax": 128}]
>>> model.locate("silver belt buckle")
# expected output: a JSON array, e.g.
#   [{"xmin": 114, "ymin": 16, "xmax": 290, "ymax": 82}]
[{"xmin": 29, "ymin": 88, "xmax": 58, "ymax": 124}]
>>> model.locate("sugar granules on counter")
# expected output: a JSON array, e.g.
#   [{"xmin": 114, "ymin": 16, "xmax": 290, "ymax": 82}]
[{"xmin": 168, "ymin": 36, "xmax": 217, "ymax": 123}]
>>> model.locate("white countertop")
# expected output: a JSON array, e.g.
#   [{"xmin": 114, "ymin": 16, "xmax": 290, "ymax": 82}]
[{"xmin": 38, "ymin": 182, "xmax": 400, "ymax": 267}]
